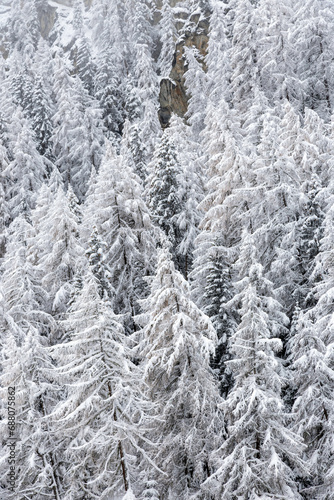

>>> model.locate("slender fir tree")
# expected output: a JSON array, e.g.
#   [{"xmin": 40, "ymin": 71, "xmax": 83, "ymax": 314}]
[
  {"xmin": 203, "ymin": 234, "xmax": 306, "ymax": 499},
  {"xmin": 137, "ymin": 244, "xmax": 222, "ymax": 499},
  {"xmin": 50, "ymin": 271, "xmax": 154, "ymax": 499}
]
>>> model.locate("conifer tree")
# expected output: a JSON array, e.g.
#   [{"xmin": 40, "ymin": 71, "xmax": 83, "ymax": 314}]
[
  {"xmin": 50, "ymin": 271, "xmax": 152, "ymax": 499},
  {"xmin": 205, "ymin": 0, "xmax": 231, "ymax": 107},
  {"xmin": 120, "ymin": 119, "xmax": 147, "ymax": 181},
  {"xmin": 242, "ymin": 87, "xmax": 270, "ymax": 153},
  {"xmin": 51, "ymin": 54, "xmax": 77, "ymax": 182},
  {"xmin": 287, "ymin": 309, "xmax": 334, "ymax": 498},
  {"xmin": 4, "ymin": 107, "xmax": 47, "ymax": 219},
  {"xmin": 146, "ymin": 130, "xmax": 184, "ymax": 270},
  {"xmin": 201, "ymin": 249, "xmax": 238, "ymax": 397},
  {"xmin": 297, "ymin": 176, "xmax": 324, "ymax": 308},
  {"xmin": 227, "ymin": 0, "xmax": 259, "ymax": 122},
  {"xmin": 0, "ymin": 143, "xmax": 10, "ymax": 258},
  {"xmin": 302, "ymin": 108, "xmax": 330, "ymax": 185},
  {"xmin": 29, "ymin": 183, "xmax": 56, "ymax": 265},
  {"xmin": 90, "ymin": 0, "xmax": 109, "ymax": 43},
  {"xmin": 93, "ymin": 0, "xmax": 127, "ymax": 140},
  {"xmin": 82, "ymin": 145, "xmax": 158, "ymax": 330},
  {"xmin": 158, "ymin": 0, "xmax": 177, "ymax": 78},
  {"xmin": 191, "ymin": 115, "xmax": 249, "ymax": 309},
  {"xmin": 130, "ymin": 0, "xmax": 161, "ymax": 163},
  {"xmin": 246, "ymin": 106, "xmax": 303, "ymax": 312},
  {"xmin": 289, "ymin": 199, "xmax": 333, "ymax": 498},
  {"xmin": 36, "ymin": 188, "xmax": 84, "ymax": 321},
  {"xmin": 302, "ymin": 198, "xmax": 334, "ymax": 496},
  {"xmin": 30, "ymin": 72, "xmax": 54, "ymax": 159},
  {"xmin": 0, "ymin": 61, "xmax": 20, "ymax": 160},
  {"xmin": 33, "ymin": 37, "xmax": 54, "ymax": 101},
  {"xmin": 72, "ymin": 0, "xmax": 95, "ymax": 95},
  {"xmin": 191, "ymin": 102, "xmax": 246, "ymax": 393},
  {"xmin": 85, "ymin": 225, "xmax": 113, "ymax": 300},
  {"xmin": 291, "ymin": 0, "xmax": 334, "ymax": 119},
  {"xmin": 52, "ymin": 55, "xmax": 104, "ymax": 200},
  {"xmin": 7, "ymin": 51, "xmax": 34, "ymax": 118},
  {"xmin": 257, "ymin": 0, "xmax": 302, "ymax": 106},
  {"xmin": 279, "ymin": 100, "xmax": 305, "ymax": 169},
  {"xmin": 167, "ymin": 114, "xmax": 203, "ymax": 278},
  {"xmin": 0, "ymin": 214, "xmax": 60, "ymax": 496},
  {"xmin": 137, "ymin": 244, "xmax": 222, "ymax": 499},
  {"xmin": 203, "ymin": 234, "xmax": 305, "ymax": 499},
  {"xmin": 7, "ymin": 0, "xmax": 40, "ymax": 59},
  {"xmin": 21, "ymin": 38, "xmax": 56, "ymax": 160},
  {"xmin": 1, "ymin": 215, "xmax": 50, "ymax": 341},
  {"xmin": 68, "ymin": 78, "xmax": 105, "ymax": 201},
  {"xmin": 184, "ymin": 46, "xmax": 208, "ymax": 142},
  {"xmin": 0, "ymin": 329, "xmax": 62, "ymax": 500}
]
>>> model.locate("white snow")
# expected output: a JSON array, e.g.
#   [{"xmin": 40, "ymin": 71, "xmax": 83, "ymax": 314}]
[
  {"xmin": 122, "ymin": 490, "xmax": 137, "ymax": 500},
  {"xmin": 0, "ymin": 0, "xmax": 11, "ymax": 26}
]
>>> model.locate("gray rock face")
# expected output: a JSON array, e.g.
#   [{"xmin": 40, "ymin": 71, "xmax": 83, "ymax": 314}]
[
  {"xmin": 39, "ymin": 3, "xmax": 58, "ymax": 39},
  {"xmin": 159, "ymin": 15, "xmax": 210, "ymax": 126}
]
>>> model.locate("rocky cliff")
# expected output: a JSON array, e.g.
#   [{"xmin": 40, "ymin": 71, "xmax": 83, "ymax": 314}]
[
  {"xmin": 39, "ymin": 2, "xmax": 57, "ymax": 39},
  {"xmin": 159, "ymin": 13, "xmax": 209, "ymax": 125}
]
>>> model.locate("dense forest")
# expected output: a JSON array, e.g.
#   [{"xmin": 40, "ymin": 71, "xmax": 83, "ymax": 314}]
[{"xmin": 0, "ymin": 0, "xmax": 334, "ymax": 498}]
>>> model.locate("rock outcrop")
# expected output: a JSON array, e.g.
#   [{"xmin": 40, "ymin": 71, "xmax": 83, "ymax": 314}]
[
  {"xmin": 39, "ymin": 3, "xmax": 58, "ymax": 39},
  {"xmin": 158, "ymin": 10, "xmax": 210, "ymax": 126}
]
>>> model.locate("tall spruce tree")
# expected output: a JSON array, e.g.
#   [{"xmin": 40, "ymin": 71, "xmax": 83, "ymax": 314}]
[
  {"xmin": 36, "ymin": 188, "xmax": 84, "ymax": 322},
  {"xmin": 136, "ymin": 244, "xmax": 222, "ymax": 499},
  {"xmin": 0, "ymin": 328, "xmax": 62, "ymax": 500},
  {"xmin": 50, "ymin": 271, "xmax": 153, "ymax": 499},
  {"xmin": 93, "ymin": 0, "xmax": 127, "ymax": 140},
  {"xmin": 0, "ymin": 143, "xmax": 10, "ymax": 258},
  {"xmin": 52, "ymin": 55, "xmax": 104, "ymax": 200},
  {"xmin": 227, "ymin": 0, "xmax": 260, "ymax": 122},
  {"xmin": 291, "ymin": 0, "xmax": 334, "ymax": 119},
  {"xmin": 4, "ymin": 107, "xmax": 47, "ymax": 219},
  {"xmin": 82, "ymin": 144, "xmax": 158, "ymax": 331},
  {"xmin": 290, "ymin": 199, "xmax": 334, "ymax": 497},
  {"xmin": 146, "ymin": 129, "xmax": 185, "ymax": 272},
  {"xmin": 1, "ymin": 215, "xmax": 50, "ymax": 342},
  {"xmin": 129, "ymin": 0, "xmax": 162, "ymax": 163},
  {"xmin": 167, "ymin": 114, "xmax": 204, "ymax": 279},
  {"xmin": 85, "ymin": 225, "xmax": 113, "ymax": 300},
  {"xmin": 287, "ymin": 309, "xmax": 334, "ymax": 498},
  {"xmin": 203, "ymin": 234, "xmax": 306, "ymax": 499},
  {"xmin": 72, "ymin": 0, "xmax": 95, "ymax": 95},
  {"xmin": 158, "ymin": 0, "xmax": 177, "ymax": 78}
]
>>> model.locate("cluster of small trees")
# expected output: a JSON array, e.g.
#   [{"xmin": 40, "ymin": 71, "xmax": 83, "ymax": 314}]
[{"xmin": 0, "ymin": 0, "xmax": 334, "ymax": 498}]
